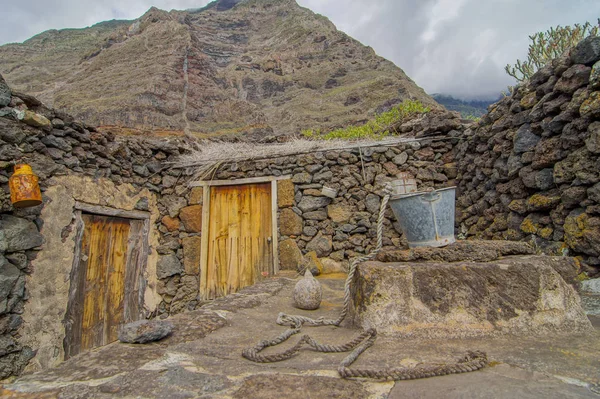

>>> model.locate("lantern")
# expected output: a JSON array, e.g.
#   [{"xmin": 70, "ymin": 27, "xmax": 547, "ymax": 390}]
[{"xmin": 9, "ymin": 164, "xmax": 42, "ymax": 208}]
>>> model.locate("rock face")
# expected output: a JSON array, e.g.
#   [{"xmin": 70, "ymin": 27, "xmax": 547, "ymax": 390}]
[
  {"xmin": 293, "ymin": 269, "xmax": 322, "ymax": 310},
  {"xmin": 351, "ymin": 257, "xmax": 592, "ymax": 338},
  {"xmin": 0, "ymin": 0, "xmax": 438, "ymax": 138},
  {"xmin": 118, "ymin": 320, "xmax": 174, "ymax": 344}
]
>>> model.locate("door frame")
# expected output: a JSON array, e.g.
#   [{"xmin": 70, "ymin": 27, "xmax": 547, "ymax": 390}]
[
  {"xmin": 193, "ymin": 176, "xmax": 291, "ymax": 299},
  {"xmin": 63, "ymin": 202, "xmax": 151, "ymax": 359}
]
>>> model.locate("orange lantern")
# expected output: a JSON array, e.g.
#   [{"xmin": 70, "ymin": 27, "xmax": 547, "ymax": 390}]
[{"xmin": 9, "ymin": 164, "xmax": 42, "ymax": 208}]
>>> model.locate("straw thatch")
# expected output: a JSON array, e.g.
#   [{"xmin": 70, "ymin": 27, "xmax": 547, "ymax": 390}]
[{"xmin": 173, "ymin": 135, "xmax": 441, "ymax": 180}]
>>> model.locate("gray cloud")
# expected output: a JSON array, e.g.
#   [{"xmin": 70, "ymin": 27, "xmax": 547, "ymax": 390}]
[
  {"xmin": 299, "ymin": 0, "xmax": 600, "ymax": 99},
  {"xmin": 1, "ymin": 0, "xmax": 598, "ymax": 99}
]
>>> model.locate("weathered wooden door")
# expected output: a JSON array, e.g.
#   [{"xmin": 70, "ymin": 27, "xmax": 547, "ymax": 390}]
[
  {"xmin": 201, "ymin": 183, "xmax": 273, "ymax": 300},
  {"xmin": 65, "ymin": 213, "xmax": 147, "ymax": 358}
]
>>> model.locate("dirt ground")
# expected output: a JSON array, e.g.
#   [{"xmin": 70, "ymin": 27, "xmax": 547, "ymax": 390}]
[{"xmin": 2, "ymin": 272, "xmax": 599, "ymax": 398}]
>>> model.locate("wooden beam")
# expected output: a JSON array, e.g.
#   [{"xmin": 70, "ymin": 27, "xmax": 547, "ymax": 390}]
[
  {"xmin": 63, "ymin": 211, "xmax": 86, "ymax": 360},
  {"xmin": 199, "ymin": 185, "xmax": 211, "ymax": 300},
  {"xmin": 74, "ymin": 202, "xmax": 150, "ymax": 220},
  {"xmin": 190, "ymin": 175, "xmax": 292, "ymax": 188},
  {"xmin": 271, "ymin": 180, "xmax": 279, "ymax": 275}
]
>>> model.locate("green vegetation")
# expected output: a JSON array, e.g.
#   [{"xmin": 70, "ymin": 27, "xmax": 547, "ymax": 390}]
[
  {"xmin": 463, "ymin": 114, "xmax": 481, "ymax": 122},
  {"xmin": 505, "ymin": 20, "xmax": 600, "ymax": 82},
  {"xmin": 302, "ymin": 99, "xmax": 430, "ymax": 140}
]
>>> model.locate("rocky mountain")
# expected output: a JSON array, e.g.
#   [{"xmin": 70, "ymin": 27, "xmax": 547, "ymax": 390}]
[{"xmin": 0, "ymin": 0, "xmax": 438, "ymax": 139}]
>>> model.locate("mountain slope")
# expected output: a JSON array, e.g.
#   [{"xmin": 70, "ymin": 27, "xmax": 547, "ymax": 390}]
[
  {"xmin": 0, "ymin": 0, "xmax": 438, "ymax": 138},
  {"xmin": 431, "ymin": 94, "xmax": 498, "ymax": 118}
]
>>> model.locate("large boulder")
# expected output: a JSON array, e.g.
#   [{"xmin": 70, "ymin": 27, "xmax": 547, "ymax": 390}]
[{"xmin": 350, "ymin": 256, "xmax": 591, "ymax": 337}]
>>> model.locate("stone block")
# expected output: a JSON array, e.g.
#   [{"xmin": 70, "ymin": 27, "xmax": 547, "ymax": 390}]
[
  {"xmin": 17, "ymin": 110, "xmax": 51, "ymax": 131},
  {"xmin": 189, "ymin": 187, "xmax": 203, "ymax": 205},
  {"xmin": 182, "ymin": 236, "xmax": 202, "ymax": 275},
  {"xmin": 279, "ymin": 208, "xmax": 303, "ymax": 236},
  {"xmin": 179, "ymin": 205, "xmax": 202, "ymax": 233},
  {"xmin": 277, "ymin": 179, "xmax": 294, "ymax": 208},
  {"xmin": 0, "ymin": 215, "xmax": 43, "ymax": 252},
  {"xmin": 350, "ymin": 256, "xmax": 592, "ymax": 337},
  {"xmin": 279, "ymin": 239, "xmax": 303, "ymax": 270},
  {"xmin": 157, "ymin": 254, "xmax": 183, "ymax": 279},
  {"xmin": 161, "ymin": 216, "xmax": 180, "ymax": 232},
  {"xmin": 306, "ymin": 232, "xmax": 332, "ymax": 257},
  {"xmin": 327, "ymin": 204, "xmax": 353, "ymax": 223},
  {"xmin": 297, "ymin": 196, "xmax": 330, "ymax": 213}
]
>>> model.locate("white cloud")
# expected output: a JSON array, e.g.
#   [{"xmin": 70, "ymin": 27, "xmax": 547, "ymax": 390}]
[{"xmin": 420, "ymin": 0, "xmax": 469, "ymax": 43}]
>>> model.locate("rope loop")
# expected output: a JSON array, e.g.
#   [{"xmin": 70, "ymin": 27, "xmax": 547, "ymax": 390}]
[{"xmin": 242, "ymin": 194, "xmax": 488, "ymax": 380}]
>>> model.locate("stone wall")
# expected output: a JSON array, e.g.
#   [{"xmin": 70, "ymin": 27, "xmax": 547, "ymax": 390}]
[
  {"xmin": 456, "ymin": 37, "xmax": 600, "ymax": 277},
  {"xmin": 204, "ymin": 133, "xmax": 463, "ymax": 275},
  {"xmin": 0, "ymin": 74, "xmax": 192, "ymax": 377},
  {"xmin": 1, "ymin": 36, "xmax": 599, "ymax": 379}
]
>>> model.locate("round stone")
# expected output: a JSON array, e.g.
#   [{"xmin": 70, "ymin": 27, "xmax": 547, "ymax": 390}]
[{"xmin": 293, "ymin": 269, "xmax": 322, "ymax": 310}]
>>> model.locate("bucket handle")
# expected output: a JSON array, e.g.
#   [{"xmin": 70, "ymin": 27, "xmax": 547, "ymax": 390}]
[{"xmin": 420, "ymin": 190, "xmax": 441, "ymax": 203}]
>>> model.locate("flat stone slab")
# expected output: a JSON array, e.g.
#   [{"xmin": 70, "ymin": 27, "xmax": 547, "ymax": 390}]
[
  {"xmin": 350, "ymin": 256, "xmax": 592, "ymax": 338},
  {"xmin": 1, "ymin": 274, "xmax": 599, "ymax": 398},
  {"xmin": 377, "ymin": 240, "xmax": 534, "ymax": 263}
]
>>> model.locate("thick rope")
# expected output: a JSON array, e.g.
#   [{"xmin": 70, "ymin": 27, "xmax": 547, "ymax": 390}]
[{"xmin": 242, "ymin": 189, "xmax": 488, "ymax": 380}]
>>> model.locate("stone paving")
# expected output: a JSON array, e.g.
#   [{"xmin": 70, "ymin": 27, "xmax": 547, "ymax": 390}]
[{"xmin": 1, "ymin": 272, "xmax": 599, "ymax": 398}]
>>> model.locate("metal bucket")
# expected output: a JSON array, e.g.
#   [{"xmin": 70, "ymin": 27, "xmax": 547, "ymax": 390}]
[{"xmin": 388, "ymin": 187, "xmax": 456, "ymax": 248}]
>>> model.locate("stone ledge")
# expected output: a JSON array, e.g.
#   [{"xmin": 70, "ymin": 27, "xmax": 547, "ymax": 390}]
[
  {"xmin": 350, "ymin": 256, "xmax": 592, "ymax": 338},
  {"xmin": 377, "ymin": 240, "xmax": 534, "ymax": 263}
]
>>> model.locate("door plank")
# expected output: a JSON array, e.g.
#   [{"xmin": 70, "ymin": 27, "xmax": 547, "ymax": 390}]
[
  {"xmin": 203, "ymin": 182, "xmax": 274, "ymax": 300},
  {"xmin": 105, "ymin": 219, "xmax": 129, "ymax": 344}
]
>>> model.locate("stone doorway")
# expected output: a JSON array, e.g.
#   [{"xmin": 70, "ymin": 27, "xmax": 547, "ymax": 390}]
[
  {"xmin": 63, "ymin": 204, "xmax": 150, "ymax": 359},
  {"xmin": 199, "ymin": 179, "xmax": 279, "ymax": 300}
]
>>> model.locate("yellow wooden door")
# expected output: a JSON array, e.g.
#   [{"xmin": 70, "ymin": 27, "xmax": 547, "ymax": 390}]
[
  {"xmin": 79, "ymin": 214, "xmax": 130, "ymax": 352},
  {"xmin": 202, "ymin": 183, "xmax": 273, "ymax": 300}
]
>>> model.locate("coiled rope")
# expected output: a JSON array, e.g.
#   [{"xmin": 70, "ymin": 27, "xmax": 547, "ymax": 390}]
[{"xmin": 242, "ymin": 189, "xmax": 488, "ymax": 380}]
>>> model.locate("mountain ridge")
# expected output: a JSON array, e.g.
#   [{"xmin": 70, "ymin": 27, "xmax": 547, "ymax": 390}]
[{"xmin": 0, "ymin": 0, "xmax": 439, "ymax": 138}]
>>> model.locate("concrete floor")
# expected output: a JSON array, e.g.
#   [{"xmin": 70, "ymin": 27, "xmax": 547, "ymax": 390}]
[{"xmin": 2, "ymin": 273, "xmax": 599, "ymax": 398}]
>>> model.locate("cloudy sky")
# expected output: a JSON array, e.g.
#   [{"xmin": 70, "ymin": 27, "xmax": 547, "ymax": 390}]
[{"xmin": 1, "ymin": 0, "xmax": 598, "ymax": 99}]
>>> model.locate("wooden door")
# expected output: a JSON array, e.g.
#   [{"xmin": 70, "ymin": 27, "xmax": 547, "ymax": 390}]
[
  {"xmin": 201, "ymin": 183, "xmax": 273, "ymax": 300},
  {"xmin": 65, "ymin": 213, "xmax": 146, "ymax": 358}
]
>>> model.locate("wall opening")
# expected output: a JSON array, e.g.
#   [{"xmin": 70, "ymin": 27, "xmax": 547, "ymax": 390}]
[
  {"xmin": 63, "ymin": 204, "xmax": 150, "ymax": 359},
  {"xmin": 199, "ymin": 179, "xmax": 279, "ymax": 300}
]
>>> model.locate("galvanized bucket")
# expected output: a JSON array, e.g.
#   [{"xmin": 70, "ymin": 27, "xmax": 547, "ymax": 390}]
[{"xmin": 388, "ymin": 187, "xmax": 456, "ymax": 248}]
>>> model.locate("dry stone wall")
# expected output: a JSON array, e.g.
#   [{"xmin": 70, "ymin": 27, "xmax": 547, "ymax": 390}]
[
  {"xmin": 1, "ymin": 35, "xmax": 599, "ymax": 378},
  {"xmin": 0, "ymin": 74, "xmax": 192, "ymax": 377},
  {"xmin": 208, "ymin": 130, "xmax": 464, "ymax": 274},
  {"xmin": 456, "ymin": 36, "xmax": 600, "ymax": 277}
]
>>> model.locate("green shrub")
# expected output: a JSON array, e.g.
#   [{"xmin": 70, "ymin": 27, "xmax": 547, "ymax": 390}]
[
  {"xmin": 302, "ymin": 100, "xmax": 430, "ymax": 140},
  {"xmin": 505, "ymin": 20, "xmax": 600, "ymax": 82}
]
